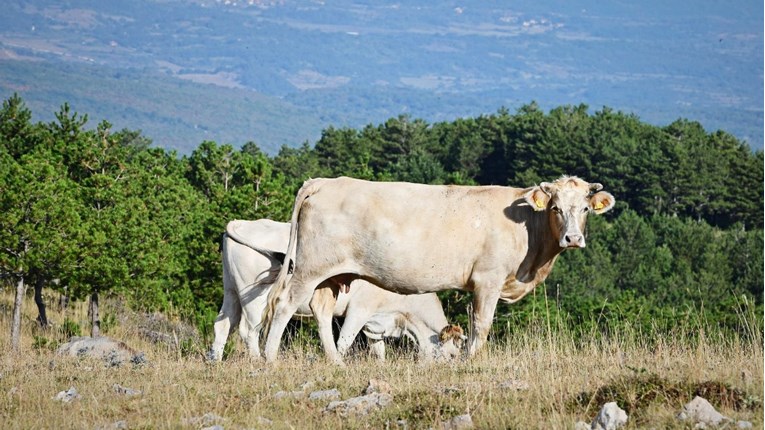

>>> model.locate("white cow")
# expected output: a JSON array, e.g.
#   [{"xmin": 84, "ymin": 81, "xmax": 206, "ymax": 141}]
[
  {"xmin": 208, "ymin": 219, "xmax": 464, "ymax": 362},
  {"xmin": 262, "ymin": 176, "xmax": 615, "ymax": 363}
]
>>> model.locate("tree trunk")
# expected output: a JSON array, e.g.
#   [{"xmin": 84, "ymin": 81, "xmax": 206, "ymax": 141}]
[
  {"xmin": 11, "ymin": 275, "xmax": 25, "ymax": 351},
  {"xmin": 88, "ymin": 291, "xmax": 100, "ymax": 338},
  {"xmin": 34, "ymin": 277, "xmax": 49, "ymax": 328}
]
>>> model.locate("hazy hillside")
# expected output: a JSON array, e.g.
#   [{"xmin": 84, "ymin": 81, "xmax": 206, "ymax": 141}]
[
  {"xmin": 1, "ymin": 0, "xmax": 761, "ymax": 153},
  {"xmin": 0, "ymin": 60, "xmax": 323, "ymax": 154}
]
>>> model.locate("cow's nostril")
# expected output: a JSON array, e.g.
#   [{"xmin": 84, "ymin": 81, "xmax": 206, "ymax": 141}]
[{"xmin": 565, "ymin": 234, "xmax": 585, "ymax": 247}]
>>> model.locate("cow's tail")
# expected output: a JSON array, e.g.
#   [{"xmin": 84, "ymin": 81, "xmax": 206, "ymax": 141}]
[
  {"xmin": 225, "ymin": 222, "xmax": 286, "ymax": 264},
  {"xmin": 261, "ymin": 178, "xmax": 323, "ymax": 339}
]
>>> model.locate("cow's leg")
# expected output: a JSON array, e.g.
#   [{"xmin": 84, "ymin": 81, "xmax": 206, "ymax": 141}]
[
  {"xmin": 210, "ymin": 289, "xmax": 241, "ymax": 361},
  {"xmin": 238, "ymin": 314, "xmax": 260, "ymax": 358},
  {"xmin": 366, "ymin": 337, "xmax": 386, "ymax": 361},
  {"xmin": 239, "ymin": 293, "xmax": 266, "ymax": 359},
  {"xmin": 468, "ymin": 286, "xmax": 501, "ymax": 357},
  {"xmin": 263, "ymin": 277, "xmax": 322, "ymax": 363},
  {"xmin": 335, "ymin": 307, "xmax": 372, "ymax": 358},
  {"xmin": 309, "ymin": 285, "xmax": 343, "ymax": 365}
]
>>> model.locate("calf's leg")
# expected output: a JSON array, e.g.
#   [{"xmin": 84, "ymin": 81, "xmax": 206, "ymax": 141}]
[{"xmin": 336, "ymin": 307, "xmax": 374, "ymax": 359}]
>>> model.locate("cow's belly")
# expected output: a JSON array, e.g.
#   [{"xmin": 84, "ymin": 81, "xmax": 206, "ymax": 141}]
[{"xmin": 357, "ymin": 240, "xmax": 477, "ymax": 294}]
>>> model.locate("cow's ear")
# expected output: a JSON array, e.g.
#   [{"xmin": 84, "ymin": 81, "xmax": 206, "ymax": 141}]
[
  {"xmin": 589, "ymin": 191, "xmax": 615, "ymax": 214},
  {"xmin": 524, "ymin": 185, "xmax": 551, "ymax": 211}
]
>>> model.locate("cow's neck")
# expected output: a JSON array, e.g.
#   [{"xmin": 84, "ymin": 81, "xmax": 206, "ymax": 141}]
[{"xmin": 500, "ymin": 214, "xmax": 564, "ymax": 303}]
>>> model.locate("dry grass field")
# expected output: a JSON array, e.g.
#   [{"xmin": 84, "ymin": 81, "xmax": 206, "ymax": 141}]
[{"xmin": 0, "ymin": 292, "xmax": 762, "ymax": 429}]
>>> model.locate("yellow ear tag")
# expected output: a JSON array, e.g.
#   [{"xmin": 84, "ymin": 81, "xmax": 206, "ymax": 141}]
[
  {"xmin": 535, "ymin": 199, "xmax": 545, "ymax": 209},
  {"xmin": 593, "ymin": 201, "xmax": 605, "ymax": 210}
]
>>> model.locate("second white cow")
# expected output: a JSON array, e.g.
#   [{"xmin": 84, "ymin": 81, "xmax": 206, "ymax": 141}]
[{"xmin": 208, "ymin": 219, "xmax": 464, "ymax": 362}]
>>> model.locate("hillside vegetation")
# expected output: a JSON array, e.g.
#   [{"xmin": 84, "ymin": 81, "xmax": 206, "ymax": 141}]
[
  {"xmin": 0, "ymin": 94, "xmax": 762, "ymax": 347},
  {"xmin": 0, "ymin": 61, "xmax": 323, "ymax": 154}
]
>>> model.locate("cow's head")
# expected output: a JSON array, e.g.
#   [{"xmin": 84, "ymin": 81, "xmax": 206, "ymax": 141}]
[
  {"xmin": 436, "ymin": 324, "xmax": 467, "ymax": 361},
  {"xmin": 524, "ymin": 176, "xmax": 614, "ymax": 249}
]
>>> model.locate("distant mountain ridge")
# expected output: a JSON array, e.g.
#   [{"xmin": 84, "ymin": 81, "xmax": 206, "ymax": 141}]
[{"xmin": 1, "ymin": 0, "xmax": 762, "ymax": 154}]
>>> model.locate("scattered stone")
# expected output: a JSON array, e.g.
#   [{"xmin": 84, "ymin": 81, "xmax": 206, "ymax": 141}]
[
  {"xmin": 736, "ymin": 421, "xmax": 753, "ymax": 429},
  {"xmin": 201, "ymin": 426, "xmax": 224, "ymax": 430},
  {"xmin": 130, "ymin": 352, "xmax": 147, "ymax": 366},
  {"xmin": 324, "ymin": 392, "xmax": 393, "ymax": 417},
  {"xmin": 574, "ymin": 421, "xmax": 591, "ymax": 430},
  {"xmin": 248, "ymin": 368, "xmax": 266, "ymax": 378},
  {"xmin": 183, "ymin": 412, "xmax": 225, "ymax": 427},
  {"xmin": 309, "ymin": 389, "xmax": 341, "ymax": 401},
  {"xmin": 56, "ymin": 336, "xmax": 145, "ymax": 368},
  {"xmin": 442, "ymin": 414, "xmax": 473, "ymax": 430},
  {"xmin": 498, "ymin": 378, "xmax": 529, "ymax": 391},
  {"xmin": 112, "ymin": 384, "xmax": 142, "ymax": 397},
  {"xmin": 364, "ymin": 379, "xmax": 392, "ymax": 395},
  {"xmin": 299, "ymin": 380, "xmax": 315, "ymax": 391},
  {"xmin": 53, "ymin": 386, "xmax": 81, "ymax": 403},
  {"xmin": 95, "ymin": 420, "xmax": 128, "ymax": 430},
  {"xmin": 255, "ymin": 416, "xmax": 273, "ymax": 426},
  {"xmin": 677, "ymin": 396, "xmax": 731, "ymax": 427},
  {"xmin": 591, "ymin": 402, "xmax": 628, "ymax": 430},
  {"xmin": 273, "ymin": 390, "xmax": 305, "ymax": 400},
  {"xmin": 439, "ymin": 386, "xmax": 462, "ymax": 395},
  {"xmin": 740, "ymin": 370, "xmax": 752, "ymax": 386},
  {"xmin": 388, "ymin": 419, "xmax": 408, "ymax": 429}
]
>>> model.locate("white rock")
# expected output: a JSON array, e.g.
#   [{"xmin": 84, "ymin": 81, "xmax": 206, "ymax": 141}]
[
  {"xmin": 309, "ymin": 388, "xmax": 341, "ymax": 401},
  {"xmin": 591, "ymin": 402, "xmax": 628, "ymax": 430},
  {"xmin": 183, "ymin": 412, "xmax": 225, "ymax": 427},
  {"xmin": 273, "ymin": 390, "xmax": 305, "ymax": 400},
  {"xmin": 56, "ymin": 336, "xmax": 145, "ymax": 367},
  {"xmin": 498, "ymin": 378, "xmax": 529, "ymax": 391},
  {"xmin": 364, "ymin": 378, "xmax": 392, "ymax": 395},
  {"xmin": 112, "ymin": 384, "xmax": 142, "ymax": 396},
  {"xmin": 677, "ymin": 396, "xmax": 731, "ymax": 427},
  {"xmin": 574, "ymin": 421, "xmax": 591, "ymax": 430},
  {"xmin": 324, "ymin": 392, "xmax": 393, "ymax": 417},
  {"xmin": 53, "ymin": 387, "xmax": 81, "ymax": 403},
  {"xmin": 443, "ymin": 414, "xmax": 473, "ymax": 430}
]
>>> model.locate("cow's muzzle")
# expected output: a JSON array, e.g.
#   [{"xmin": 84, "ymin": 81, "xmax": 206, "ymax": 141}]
[{"xmin": 561, "ymin": 233, "xmax": 586, "ymax": 248}]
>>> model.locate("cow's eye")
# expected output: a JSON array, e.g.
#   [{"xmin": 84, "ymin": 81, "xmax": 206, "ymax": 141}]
[
  {"xmin": 582, "ymin": 206, "xmax": 590, "ymax": 213},
  {"xmin": 551, "ymin": 206, "xmax": 562, "ymax": 214}
]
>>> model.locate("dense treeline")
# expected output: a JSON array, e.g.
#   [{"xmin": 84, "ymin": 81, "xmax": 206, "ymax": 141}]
[{"xmin": 1, "ymin": 94, "xmax": 762, "ymax": 349}]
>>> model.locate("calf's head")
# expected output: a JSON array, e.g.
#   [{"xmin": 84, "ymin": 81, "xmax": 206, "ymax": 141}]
[
  {"xmin": 436, "ymin": 324, "xmax": 467, "ymax": 361},
  {"xmin": 524, "ymin": 176, "xmax": 614, "ymax": 249}
]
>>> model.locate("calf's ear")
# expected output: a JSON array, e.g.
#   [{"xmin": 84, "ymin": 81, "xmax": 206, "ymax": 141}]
[
  {"xmin": 524, "ymin": 184, "xmax": 551, "ymax": 211},
  {"xmin": 589, "ymin": 191, "xmax": 615, "ymax": 214}
]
